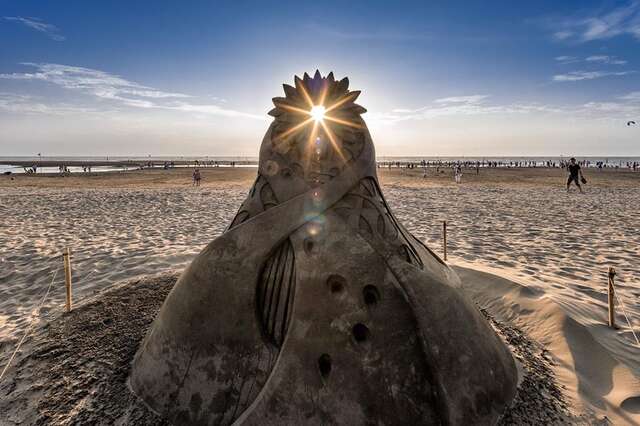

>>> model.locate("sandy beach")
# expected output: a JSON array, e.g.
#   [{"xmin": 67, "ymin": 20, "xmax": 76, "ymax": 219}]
[{"xmin": 1, "ymin": 166, "xmax": 639, "ymax": 423}]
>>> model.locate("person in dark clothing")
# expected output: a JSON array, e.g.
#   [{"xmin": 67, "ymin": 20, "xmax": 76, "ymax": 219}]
[{"xmin": 566, "ymin": 157, "xmax": 584, "ymax": 193}]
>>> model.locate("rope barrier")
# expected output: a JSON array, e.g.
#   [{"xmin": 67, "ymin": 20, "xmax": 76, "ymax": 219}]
[
  {"xmin": 430, "ymin": 223, "xmax": 640, "ymax": 347},
  {"xmin": 0, "ymin": 267, "xmax": 59, "ymax": 383},
  {"xmin": 613, "ymin": 285, "xmax": 640, "ymax": 347},
  {"xmin": 0, "ymin": 249, "xmax": 162, "ymax": 386}
]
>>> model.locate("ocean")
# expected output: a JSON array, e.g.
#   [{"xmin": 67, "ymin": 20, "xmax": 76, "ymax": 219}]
[{"xmin": 1, "ymin": 155, "xmax": 640, "ymax": 174}]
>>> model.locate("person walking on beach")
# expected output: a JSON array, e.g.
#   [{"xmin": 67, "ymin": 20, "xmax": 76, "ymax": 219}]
[
  {"xmin": 193, "ymin": 169, "xmax": 201, "ymax": 187},
  {"xmin": 454, "ymin": 164, "xmax": 462, "ymax": 184},
  {"xmin": 566, "ymin": 157, "xmax": 585, "ymax": 193}
]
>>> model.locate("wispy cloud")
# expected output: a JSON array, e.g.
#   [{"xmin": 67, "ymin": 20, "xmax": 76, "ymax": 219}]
[
  {"xmin": 556, "ymin": 55, "xmax": 627, "ymax": 65},
  {"xmin": 580, "ymin": 101, "xmax": 640, "ymax": 115},
  {"xmin": 0, "ymin": 63, "xmax": 265, "ymax": 119},
  {"xmin": 0, "ymin": 63, "xmax": 190, "ymax": 107},
  {"xmin": 372, "ymin": 95, "xmax": 569, "ymax": 124},
  {"xmin": 555, "ymin": 55, "xmax": 580, "ymax": 64},
  {"xmin": 619, "ymin": 91, "xmax": 640, "ymax": 102},
  {"xmin": 552, "ymin": 70, "xmax": 636, "ymax": 82},
  {"xmin": 547, "ymin": 1, "xmax": 640, "ymax": 43},
  {"xmin": 4, "ymin": 16, "xmax": 65, "ymax": 41},
  {"xmin": 390, "ymin": 95, "xmax": 489, "ymax": 115},
  {"xmin": 585, "ymin": 55, "xmax": 627, "ymax": 64},
  {"xmin": 434, "ymin": 95, "xmax": 489, "ymax": 104},
  {"xmin": 553, "ymin": 30, "xmax": 574, "ymax": 41},
  {"xmin": 371, "ymin": 92, "xmax": 640, "ymax": 125},
  {"xmin": 0, "ymin": 93, "xmax": 99, "ymax": 115}
]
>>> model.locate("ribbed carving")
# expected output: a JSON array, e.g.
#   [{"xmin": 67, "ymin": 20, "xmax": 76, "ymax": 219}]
[{"xmin": 256, "ymin": 238, "xmax": 296, "ymax": 347}]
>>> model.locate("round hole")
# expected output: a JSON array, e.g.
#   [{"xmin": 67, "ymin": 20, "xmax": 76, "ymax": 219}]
[
  {"xmin": 326, "ymin": 274, "xmax": 346, "ymax": 294},
  {"xmin": 303, "ymin": 238, "xmax": 314, "ymax": 255},
  {"xmin": 352, "ymin": 323, "xmax": 370, "ymax": 343},
  {"xmin": 318, "ymin": 353, "xmax": 331, "ymax": 378},
  {"xmin": 280, "ymin": 168, "xmax": 292, "ymax": 178},
  {"xmin": 363, "ymin": 285, "xmax": 380, "ymax": 306}
]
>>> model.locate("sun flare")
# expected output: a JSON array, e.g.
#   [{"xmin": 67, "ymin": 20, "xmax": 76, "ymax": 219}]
[
  {"xmin": 310, "ymin": 105, "xmax": 326, "ymax": 122},
  {"xmin": 269, "ymin": 71, "xmax": 367, "ymax": 164}
]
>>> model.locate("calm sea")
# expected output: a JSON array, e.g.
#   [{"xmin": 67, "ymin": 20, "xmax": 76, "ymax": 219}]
[{"xmin": 1, "ymin": 155, "xmax": 639, "ymax": 174}]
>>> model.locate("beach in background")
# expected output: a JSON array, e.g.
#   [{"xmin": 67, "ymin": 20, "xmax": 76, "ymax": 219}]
[{"xmin": 2, "ymin": 155, "xmax": 640, "ymax": 174}]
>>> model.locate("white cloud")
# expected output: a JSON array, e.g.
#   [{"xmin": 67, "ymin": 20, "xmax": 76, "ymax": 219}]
[
  {"xmin": 0, "ymin": 63, "xmax": 265, "ymax": 119},
  {"xmin": 580, "ymin": 101, "xmax": 640, "ymax": 115},
  {"xmin": 555, "ymin": 55, "xmax": 627, "ymax": 65},
  {"xmin": 0, "ymin": 93, "xmax": 99, "ymax": 115},
  {"xmin": 554, "ymin": 55, "xmax": 579, "ymax": 64},
  {"xmin": 619, "ymin": 91, "xmax": 640, "ymax": 102},
  {"xmin": 552, "ymin": 70, "xmax": 636, "ymax": 82},
  {"xmin": 371, "ymin": 96, "xmax": 570, "ymax": 125},
  {"xmin": 585, "ymin": 55, "xmax": 627, "ymax": 64},
  {"xmin": 434, "ymin": 95, "xmax": 489, "ymax": 104},
  {"xmin": 165, "ymin": 102, "xmax": 269, "ymax": 118},
  {"xmin": 370, "ymin": 92, "xmax": 640, "ymax": 125},
  {"xmin": 553, "ymin": 30, "xmax": 574, "ymax": 40},
  {"xmin": 586, "ymin": 55, "xmax": 609, "ymax": 62},
  {"xmin": 4, "ymin": 16, "xmax": 65, "ymax": 41},
  {"xmin": 549, "ymin": 2, "xmax": 640, "ymax": 43},
  {"xmin": 390, "ymin": 95, "xmax": 488, "ymax": 115}
]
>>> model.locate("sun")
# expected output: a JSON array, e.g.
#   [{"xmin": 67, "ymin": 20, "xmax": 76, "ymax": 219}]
[
  {"xmin": 268, "ymin": 71, "xmax": 367, "ymax": 161},
  {"xmin": 310, "ymin": 105, "xmax": 326, "ymax": 122}
]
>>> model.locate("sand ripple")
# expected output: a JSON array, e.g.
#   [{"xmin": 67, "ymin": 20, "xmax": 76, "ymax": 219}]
[
  {"xmin": 388, "ymin": 184, "xmax": 640, "ymax": 372},
  {"xmin": 0, "ymin": 186, "xmax": 244, "ymax": 362},
  {"xmin": 1, "ymin": 183, "xmax": 639, "ymax": 376}
]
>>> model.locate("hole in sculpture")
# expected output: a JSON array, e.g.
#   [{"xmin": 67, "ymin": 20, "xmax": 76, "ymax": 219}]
[
  {"xmin": 318, "ymin": 353, "xmax": 332, "ymax": 378},
  {"xmin": 363, "ymin": 285, "xmax": 380, "ymax": 306},
  {"xmin": 281, "ymin": 168, "xmax": 292, "ymax": 178},
  {"xmin": 303, "ymin": 238, "xmax": 314, "ymax": 255},
  {"xmin": 327, "ymin": 274, "xmax": 346, "ymax": 294},
  {"xmin": 352, "ymin": 323, "xmax": 370, "ymax": 343}
]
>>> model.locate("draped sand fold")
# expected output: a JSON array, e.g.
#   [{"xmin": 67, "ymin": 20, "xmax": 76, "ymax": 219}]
[{"xmin": 129, "ymin": 71, "xmax": 518, "ymax": 425}]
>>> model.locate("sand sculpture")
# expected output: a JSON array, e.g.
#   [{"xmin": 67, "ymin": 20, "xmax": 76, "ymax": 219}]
[{"xmin": 130, "ymin": 71, "xmax": 518, "ymax": 425}]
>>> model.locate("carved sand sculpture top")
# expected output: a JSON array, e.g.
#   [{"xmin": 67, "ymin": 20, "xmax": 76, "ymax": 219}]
[{"xmin": 130, "ymin": 71, "xmax": 518, "ymax": 425}]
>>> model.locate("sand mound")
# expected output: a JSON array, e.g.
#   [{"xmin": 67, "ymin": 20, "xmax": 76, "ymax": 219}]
[
  {"xmin": 455, "ymin": 266, "xmax": 640, "ymax": 425},
  {"xmin": 0, "ymin": 270, "xmax": 585, "ymax": 425},
  {"xmin": 0, "ymin": 274, "xmax": 177, "ymax": 425}
]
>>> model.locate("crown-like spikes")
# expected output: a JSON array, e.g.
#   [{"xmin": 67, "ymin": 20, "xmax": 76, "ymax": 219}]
[{"xmin": 268, "ymin": 71, "xmax": 367, "ymax": 119}]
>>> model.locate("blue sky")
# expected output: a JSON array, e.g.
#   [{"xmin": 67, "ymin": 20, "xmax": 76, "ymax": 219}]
[{"xmin": 1, "ymin": 0, "xmax": 639, "ymax": 156}]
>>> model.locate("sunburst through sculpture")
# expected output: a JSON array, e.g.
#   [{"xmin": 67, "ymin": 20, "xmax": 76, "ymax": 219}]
[
  {"xmin": 310, "ymin": 105, "xmax": 326, "ymax": 122},
  {"xmin": 130, "ymin": 70, "xmax": 518, "ymax": 425}
]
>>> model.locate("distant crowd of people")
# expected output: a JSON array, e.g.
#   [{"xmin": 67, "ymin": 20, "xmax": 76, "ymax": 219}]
[
  {"xmin": 11, "ymin": 157, "xmax": 638, "ymax": 194},
  {"xmin": 376, "ymin": 158, "xmax": 640, "ymax": 171},
  {"xmin": 376, "ymin": 157, "xmax": 609, "ymax": 192}
]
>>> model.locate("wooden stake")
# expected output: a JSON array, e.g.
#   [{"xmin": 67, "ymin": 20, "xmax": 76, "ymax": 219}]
[
  {"xmin": 63, "ymin": 247, "xmax": 72, "ymax": 313},
  {"xmin": 443, "ymin": 220, "xmax": 448, "ymax": 261},
  {"xmin": 608, "ymin": 267, "xmax": 616, "ymax": 329}
]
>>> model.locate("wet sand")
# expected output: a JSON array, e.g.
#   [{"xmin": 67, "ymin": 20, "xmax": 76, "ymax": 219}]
[{"xmin": 1, "ymin": 166, "xmax": 639, "ymax": 423}]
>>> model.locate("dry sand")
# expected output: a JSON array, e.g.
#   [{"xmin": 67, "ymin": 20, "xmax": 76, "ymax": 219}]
[
  {"xmin": 1, "ymin": 166, "xmax": 639, "ymax": 423},
  {"xmin": 0, "ymin": 273, "xmax": 580, "ymax": 425}
]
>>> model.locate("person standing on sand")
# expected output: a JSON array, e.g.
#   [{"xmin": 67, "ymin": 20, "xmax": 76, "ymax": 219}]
[
  {"xmin": 566, "ymin": 157, "xmax": 585, "ymax": 193},
  {"xmin": 193, "ymin": 169, "xmax": 201, "ymax": 187},
  {"xmin": 454, "ymin": 164, "xmax": 462, "ymax": 184}
]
